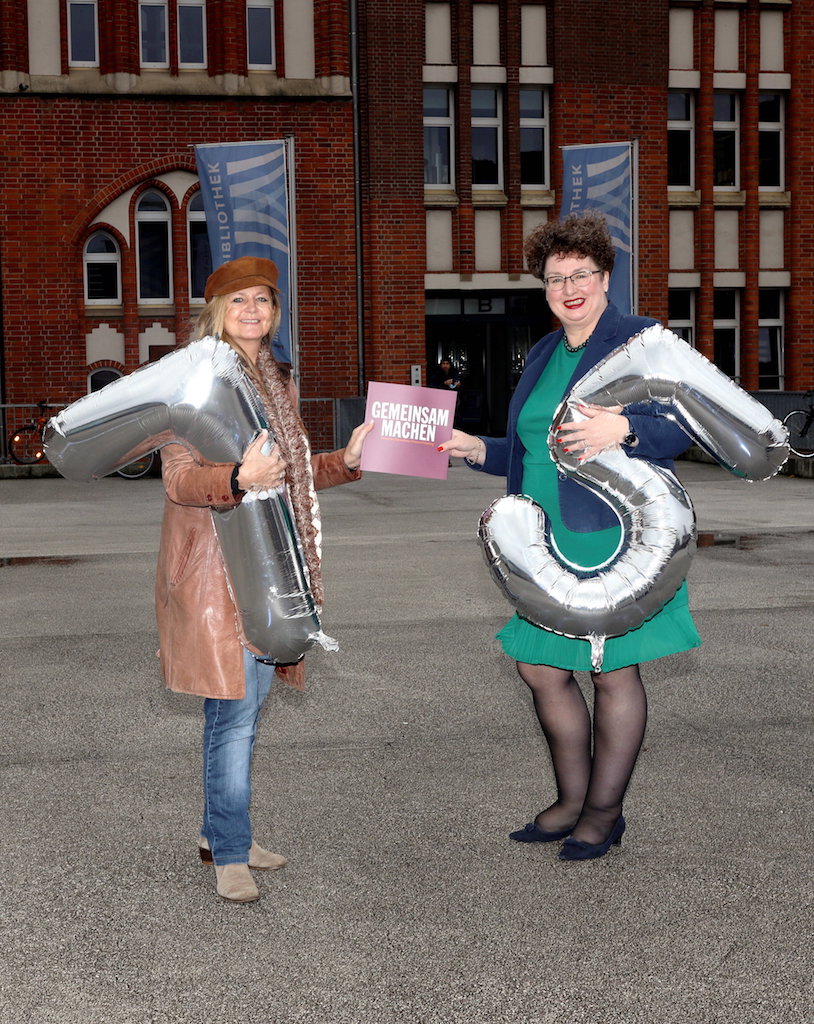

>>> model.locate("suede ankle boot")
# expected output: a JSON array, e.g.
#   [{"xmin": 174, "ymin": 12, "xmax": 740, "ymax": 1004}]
[{"xmin": 214, "ymin": 863, "xmax": 260, "ymax": 903}]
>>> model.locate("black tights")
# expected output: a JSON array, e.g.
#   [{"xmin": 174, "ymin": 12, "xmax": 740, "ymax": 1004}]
[{"xmin": 516, "ymin": 662, "xmax": 647, "ymax": 845}]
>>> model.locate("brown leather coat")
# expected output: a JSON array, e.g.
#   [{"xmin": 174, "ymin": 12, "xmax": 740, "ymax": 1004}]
[{"xmin": 155, "ymin": 442, "xmax": 360, "ymax": 699}]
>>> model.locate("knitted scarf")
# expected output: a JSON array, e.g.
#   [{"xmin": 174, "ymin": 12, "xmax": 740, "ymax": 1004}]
[{"xmin": 254, "ymin": 347, "xmax": 324, "ymax": 609}]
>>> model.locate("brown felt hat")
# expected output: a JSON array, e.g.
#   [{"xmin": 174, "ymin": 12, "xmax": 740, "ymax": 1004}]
[{"xmin": 204, "ymin": 256, "xmax": 280, "ymax": 303}]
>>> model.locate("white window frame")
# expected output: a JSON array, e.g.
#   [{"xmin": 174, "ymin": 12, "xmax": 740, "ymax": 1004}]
[
  {"xmin": 67, "ymin": 0, "xmax": 99, "ymax": 67},
  {"xmin": 424, "ymin": 85, "xmax": 455, "ymax": 190},
  {"xmin": 758, "ymin": 92, "xmax": 785, "ymax": 192},
  {"xmin": 83, "ymin": 231, "xmax": 121, "ymax": 305},
  {"xmin": 471, "ymin": 86, "xmax": 503, "ymax": 192},
  {"xmin": 668, "ymin": 288, "xmax": 695, "ymax": 348},
  {"xmin": 178, "ymin": 0, "xmax": 207, "ymax": 69},
  {"xmin": 758, "ymin": 289, "xmax": 784, "ymax": 390},
  {"xmin": 247, "ymin": 0, "xmax": 276, "ymax": 70},
  {"xmin": 668, "ymin": 91, "xmax": 695, "ymax": 191},
  {"xmin": 139, "ymin": 0, "xmax": 169, "ymax": 68},
  {"xmin": 519, "ymin": 86, "xmax": 549, "ymax": 190},
  {"xmin": 713, "ymin": 288, "xmax": 740, "ymax": 381},
  {"xmin": 713, "ymin": 91, "xmax": 740, "ymax": 191},
  {"xmin": 136, "ymin": 189, "xmax": 173, "ymax": 304}
]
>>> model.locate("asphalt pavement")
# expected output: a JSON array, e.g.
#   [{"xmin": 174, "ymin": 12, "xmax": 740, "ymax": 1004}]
[{"xmin": 0, "ymin": 460, "xmax": 812, "ymax": 1024}]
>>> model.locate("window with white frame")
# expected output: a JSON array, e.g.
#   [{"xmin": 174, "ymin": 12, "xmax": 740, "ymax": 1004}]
[
  {"xmin": 713, "ymin": 92, "xmax": 739, "ymax": 189},
  {"xmin": 520, "ymin": 87, "xmax": 549, "ymax": 189},
  {"xmin": 136, "ymin": 190, "xmax": 172, "ymax": 303},
  {"xmin": 424, "ymin": 86, "xmax": 454, "ymax": 187},
  {"xmin": 668, "ymin": 289, "xmax": 694, "ymax": 347},
  {"xmin": 187, "ymin": 192, "xmax": 212, "ymax": 302},
  {"xmin": 471, "ymin": 86, "xmax": 502, "ymax": 189},
  {"xmin": 758, "ymin": 289, "xmax": 784, "ymax": 390},
  {"xmin": 67, "ymin": 0, "xmax": 98, "ymax": 66},
  {"xmin": 668, "ymin": 91, "xmax": 694, "ymax": 190},
  {"xmin": 178, "ymin": 0, "xmax": 207, "ymax": 68},
  {"xmin": 758, "ymin": 92, "xmax": 784, "ymax": 191},
  {"xmin": 84, "ymin": 231, "xmax": 121, "ymax": 304},
  {"xmin": 247, "ymin": 0, "xmax": 275, "ymax": 69},
  {"xmin": 713, "ymin": 288, "xmax": 739, "ymax": 380},
  {"xmin": 139, "ymin": 1, "xmax": 169, "ymax": 67}
]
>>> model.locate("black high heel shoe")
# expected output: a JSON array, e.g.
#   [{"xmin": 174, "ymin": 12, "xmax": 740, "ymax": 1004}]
[
  {"xmin": 509, "ymin": 821, "xmax": 574, "ymax": 843},
  {"xmin": 558, "ymin": 816, "xmax": 626, "ymax": 861}
]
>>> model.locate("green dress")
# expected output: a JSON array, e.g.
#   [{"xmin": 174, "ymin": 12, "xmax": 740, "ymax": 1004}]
[{"xmin": 497, "ymin": 339, "xmax": 701, "ymax": 671}]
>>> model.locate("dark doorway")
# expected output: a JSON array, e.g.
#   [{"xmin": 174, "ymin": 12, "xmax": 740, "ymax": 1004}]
[{"xmin": 426, "ymin": 290, "xmax": 550, "ymax": 435}]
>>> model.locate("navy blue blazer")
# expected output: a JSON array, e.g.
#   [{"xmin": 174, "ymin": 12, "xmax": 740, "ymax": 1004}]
[{"xmin": 474, "ymin": 303, "xmax": 691, "ymax": 533}]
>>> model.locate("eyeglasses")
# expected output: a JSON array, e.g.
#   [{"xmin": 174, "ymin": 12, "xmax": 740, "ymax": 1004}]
[{"xmin": 543, "ymin": 269, "xmax": 604, "ymax": 291}]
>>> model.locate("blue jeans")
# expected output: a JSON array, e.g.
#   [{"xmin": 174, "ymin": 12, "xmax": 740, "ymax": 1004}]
[{"xmin": 201, "ymin": 649, "xmax": 275, "ymax": 865}]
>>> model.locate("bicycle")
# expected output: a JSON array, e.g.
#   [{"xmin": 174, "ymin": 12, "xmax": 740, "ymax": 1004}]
[
  {"xmin": 7, "ymin": 400, "xmax": 53, "ymax": 465},
  {"xmin": 6, "ymin": 399, "xmax": 157, "ymax": 478},
  {"xmin": 783, "ymin": 390, "xmax": 814, "ymax": 458}
]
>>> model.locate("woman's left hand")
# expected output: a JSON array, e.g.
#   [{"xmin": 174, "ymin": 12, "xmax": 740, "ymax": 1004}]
[
  {"xmin": 343, "ymin": 421, "xmax": 374, "ymax": 471},
  {"xmin": 556, "ymin": 403, "xmax": 629, "ymax": 459}
]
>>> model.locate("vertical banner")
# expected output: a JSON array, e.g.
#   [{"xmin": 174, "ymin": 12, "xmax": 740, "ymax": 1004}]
[
  {"xmin": 560, "ymin": 142, "xmax": 635, "ymax": 315},
  {"xmin": 195, "ymin": 140, "xmax": 294, "ymax": 364}
]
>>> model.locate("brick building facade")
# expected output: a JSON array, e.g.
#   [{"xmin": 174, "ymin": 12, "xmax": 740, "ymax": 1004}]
[{"xmin": 0, "ymin": 1, "xmax": 811, "ymax": 450}]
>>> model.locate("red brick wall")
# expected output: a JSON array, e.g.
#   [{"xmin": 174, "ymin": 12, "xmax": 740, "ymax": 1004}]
[
  {"xmin": 550, "ymin": 0, "xmax": 670, "ymax": 324},
  {"xmin": 4, "ymin": 0, "xmax": 814, "ymax": 411},
  {"xmin": 314, "ymin": 0, "xmax": 351, "ymax": 78},
  {"xmin": 0, "ymin": 0, "xmax": 28, "ymax": 71},
  {"xmin": 785, "ymin": 0, "xmax": 814, "ymax": 390},
  {"xmin": 356, "ymin": 0, "xmax": 427, "ymax": 384},
  {"xmin": 0, "ymin": 96, "xmax": 357, "ymax": 404},
  {"xmin": 694, "ymin": 0, "xmax": 715, "ymax": 364}
]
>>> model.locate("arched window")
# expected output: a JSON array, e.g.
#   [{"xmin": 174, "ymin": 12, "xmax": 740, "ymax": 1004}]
[
  {"xmin": 89, "ymin": 367, "xmax": 122, "ymax": 392},
  {"xmin": 187, "ymin": 192, "xmax": 212, "ymax": 302},
  {"xmin": 136, "ymin": 189, "xmax": 172, "ymax": 302},
  {"xmin": 84, "ymin": 231, "xmax": 121, "ymax": 304}
]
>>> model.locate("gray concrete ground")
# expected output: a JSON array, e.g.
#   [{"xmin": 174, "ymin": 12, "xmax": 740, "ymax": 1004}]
[{"xmin": 0, "ymin": 460, "xmax": 812, "ymax": 1024}]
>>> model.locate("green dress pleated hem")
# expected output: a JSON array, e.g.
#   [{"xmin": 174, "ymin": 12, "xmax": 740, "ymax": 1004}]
[{"xmin": 497, "ymin": 581, "xmax": 702, "ymax": 672}]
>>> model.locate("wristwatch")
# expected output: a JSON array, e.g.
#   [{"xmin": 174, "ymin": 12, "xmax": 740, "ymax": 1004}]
[
  {"xmin": 230, "ymin": 462, "xmax": 245, "ymax": 496},
  {"xmin": 622, "ymin": 427, "xmax": 638, "ymax": 448}
]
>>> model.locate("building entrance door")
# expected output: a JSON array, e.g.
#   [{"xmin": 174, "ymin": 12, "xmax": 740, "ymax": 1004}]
[{"xmin": 425, "ymin": 291, "xmax": 549, "ymax": 435}]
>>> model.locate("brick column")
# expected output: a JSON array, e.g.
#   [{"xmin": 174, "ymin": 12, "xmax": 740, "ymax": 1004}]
[
  {"xmin": 694, "ymin": 0, "xmax": 715, "ymax": 361},
  {"xmin": 739, "ymin": 0, "xmax": 760, "ymax": 390}
]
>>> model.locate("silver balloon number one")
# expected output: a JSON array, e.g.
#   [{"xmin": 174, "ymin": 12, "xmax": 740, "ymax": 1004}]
[
  {"xmin": 479, "ymin": 325, "xmax": 789, "ymax": 671},
  {"xmin": 43, "ymin": 337, "xmax": 334, "ymax": 665}
]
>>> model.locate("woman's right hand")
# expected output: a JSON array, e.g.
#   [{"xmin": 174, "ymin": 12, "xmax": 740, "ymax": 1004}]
[
  {"xmin": 236, "ymin": 430, "xmax": 287, "ymax": 491},
  {"xmin": 437, "ymin": 429, "xmax": 485, "ymax": 464}
]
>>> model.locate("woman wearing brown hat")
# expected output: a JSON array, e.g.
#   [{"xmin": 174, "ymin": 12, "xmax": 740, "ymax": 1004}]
[{"xmin": 155, "ymin": 256, "xmax": 371, "ymax": 902}]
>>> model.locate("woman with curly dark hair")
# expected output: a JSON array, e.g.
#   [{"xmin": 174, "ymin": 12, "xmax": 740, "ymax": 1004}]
[{"xmin": 440, "ymin": 212, "xmax": 700, "ymax": 861}]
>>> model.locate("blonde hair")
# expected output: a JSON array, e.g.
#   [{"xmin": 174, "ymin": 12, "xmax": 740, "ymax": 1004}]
[{"xmin": 189, "ymin": 288, "xmax": 284, "ymax": 381}]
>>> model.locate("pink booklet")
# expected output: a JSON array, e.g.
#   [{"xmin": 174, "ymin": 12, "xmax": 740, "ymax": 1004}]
[{"xmin": 359, "ymin": 381, "xmax": 457, "ymax": 480}]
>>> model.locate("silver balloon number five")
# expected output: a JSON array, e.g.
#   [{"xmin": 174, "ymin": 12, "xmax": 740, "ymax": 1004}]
[
  {"xmin": 43, "ymin": 337, "xmax": 334, "ymax": 665},
  {"xmin": 479, "ymin": 326, "xmax": 789, "ymax": 670}
]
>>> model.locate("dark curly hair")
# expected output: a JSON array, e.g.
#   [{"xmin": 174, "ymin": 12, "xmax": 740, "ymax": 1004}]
[{"xmin": 524, "ymin": 211, "xmax": 616, "ymax": 281}]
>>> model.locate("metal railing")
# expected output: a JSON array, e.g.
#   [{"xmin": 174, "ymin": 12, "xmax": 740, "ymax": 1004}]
[
  {"xmin": 299, "ymin": 398, "xmax": 339, "ymax": 453},
  {"xmin": 300, "ymin": 396, "xmax": 366, "ymax": 452}
]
